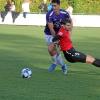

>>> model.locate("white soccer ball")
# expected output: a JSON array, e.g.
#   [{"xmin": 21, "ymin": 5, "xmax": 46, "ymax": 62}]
[{"xmin": 21, "ymin": 68, "xmax": 32, "ymax": 78}]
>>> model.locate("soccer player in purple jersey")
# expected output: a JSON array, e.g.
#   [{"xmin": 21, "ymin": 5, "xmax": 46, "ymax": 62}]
[{"xmin": 44, "ymin": 0, "xmax": 73, "ymax": 74}]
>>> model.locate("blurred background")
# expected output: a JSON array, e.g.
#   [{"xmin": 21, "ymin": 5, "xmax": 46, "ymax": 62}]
[{"xmin": 0, "ymin": 0, "xmax": 100, "ymax": 14}]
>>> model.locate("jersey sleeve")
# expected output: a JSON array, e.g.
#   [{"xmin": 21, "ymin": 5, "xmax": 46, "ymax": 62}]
[{"xmin": 46, "ymin": 11, "xmax": 53, "ymax": 23}]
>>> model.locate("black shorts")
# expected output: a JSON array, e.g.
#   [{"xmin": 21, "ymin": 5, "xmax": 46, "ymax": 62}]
[{"xmin": 63, "ymin": 48, "xmax": 86, "ymax": 63}]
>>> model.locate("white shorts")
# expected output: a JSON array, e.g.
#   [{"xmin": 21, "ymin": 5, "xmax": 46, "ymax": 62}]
[{"xmin": 45, "ymin": 35, "xmax": 54, "ymax": 45}]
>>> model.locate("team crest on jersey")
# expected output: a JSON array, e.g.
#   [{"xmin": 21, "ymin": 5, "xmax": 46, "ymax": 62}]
[
  {"xmin": 54, "ymin": 21, "xmax": 61, "ymax": 28},
  {"xmin": 58, "ymin": 32, "xmax": 63, "ymax": 36}
]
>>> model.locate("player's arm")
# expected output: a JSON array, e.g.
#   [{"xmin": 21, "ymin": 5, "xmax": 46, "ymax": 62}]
[
  {"xmin": 52, "ymin": 35, "xmax": 60, "ymax": 43},
  {"xmin": 52, "ymin": 30, "xmax": 63, "ymax": 43},
  {"xmin": 46, "ymin": 12, "xmax": 56, "ymax": 36},
  {"xmin": 48, "ymin": 22, "xmax": 56, "ymax": 36}
]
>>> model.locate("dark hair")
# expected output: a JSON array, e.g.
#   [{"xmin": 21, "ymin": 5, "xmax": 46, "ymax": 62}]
[
  {"xmin": 61, "ymin": 18, "xmax": 71, "ymax": 25},
  {"xmin": 52, "ymin": 0, "xmax": 60, "ymax": 5}
]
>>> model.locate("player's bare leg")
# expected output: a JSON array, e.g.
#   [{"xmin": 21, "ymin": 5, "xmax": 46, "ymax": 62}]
[
  {"xmin": 86, "ymin": 55, "xmax": 100, "ymax": 67},
  {"xmin": 86, "ymin": 55, "xmax": 95, "ymax": 64}
]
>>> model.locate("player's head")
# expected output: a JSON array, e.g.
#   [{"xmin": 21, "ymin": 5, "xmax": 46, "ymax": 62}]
[
  {"xmin": 52, "ymin": 0, "xmax": 60, "ymax": 4},
  {"xmin": 61, "ymin": 18, "xmax": 72, "ymax": 31},
  {"xmin": 51, "ymin": 0, "xmax": 60, "ymax": 13}
]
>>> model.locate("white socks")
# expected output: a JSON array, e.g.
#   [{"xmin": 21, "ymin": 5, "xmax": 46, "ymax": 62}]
[{"xmin": 52, "ymin": 53, "xmax": 64, "ymax": 66}]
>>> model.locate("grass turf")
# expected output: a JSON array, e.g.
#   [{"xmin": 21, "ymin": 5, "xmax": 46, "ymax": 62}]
[{"xmin": 0, "ymin": 25, "xmax": 100, "ymax": 100}]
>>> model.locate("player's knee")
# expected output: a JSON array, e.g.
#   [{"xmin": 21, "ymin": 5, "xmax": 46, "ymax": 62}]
[
  {"xmin": 48, "ymin": 43, "xmax": 54, "ymax": 51},
  {"xmin": 86, "ymin": 55, "xmax": 95, "ymax": 64},
  {"xmin": 48, "ymin": 44, "xmax": 57, "ymax": 56}
]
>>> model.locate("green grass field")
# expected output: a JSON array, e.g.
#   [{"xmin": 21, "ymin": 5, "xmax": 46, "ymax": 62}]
[{"xmin": 0, "ymin": 25, "xmax": 100, "ymax": 100}]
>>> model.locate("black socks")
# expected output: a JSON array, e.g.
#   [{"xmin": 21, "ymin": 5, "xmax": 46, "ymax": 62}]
[{"xmin": 92, "ymin": 59, "xmax": 100, "ymax": 67}]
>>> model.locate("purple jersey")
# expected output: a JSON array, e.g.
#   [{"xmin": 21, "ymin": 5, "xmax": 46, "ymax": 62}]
[{"xmin": 44, "ymin": 9, "xmax": 70, "ymax": 35}]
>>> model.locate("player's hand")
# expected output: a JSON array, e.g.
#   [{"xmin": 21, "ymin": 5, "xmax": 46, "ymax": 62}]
[
  {"xmin": 53, "ymin": 40, "xmax": 59, "ymax": 44},
  {"xmin": 52, "ymin": 35, "xmax": 60, "ymax": 44}
]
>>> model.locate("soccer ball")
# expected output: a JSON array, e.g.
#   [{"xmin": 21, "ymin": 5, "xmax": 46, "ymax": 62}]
[{"xmin": 21, "ymin": 68, "xmax": 32, "ymax": 78}]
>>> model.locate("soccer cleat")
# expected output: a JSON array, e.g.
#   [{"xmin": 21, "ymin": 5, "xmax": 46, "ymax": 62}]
[
  {"xmin": 48, "ymin": 63, "xmax": 57, "ymax": 72},
  {"xmin": 62, "ymin": 64, "xmax": 68, "ymax": 75}
]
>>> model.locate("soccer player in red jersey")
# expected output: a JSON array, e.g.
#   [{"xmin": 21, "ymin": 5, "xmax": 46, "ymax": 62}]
[{"xmin": 52, "ymin": 19, "xmax": 100, "ymax": 67}]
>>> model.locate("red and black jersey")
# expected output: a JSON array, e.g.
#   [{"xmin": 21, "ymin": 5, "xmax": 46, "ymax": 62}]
[{"xmin": 57, "ymin": 26, "xmax": 73, "ymax": 51}]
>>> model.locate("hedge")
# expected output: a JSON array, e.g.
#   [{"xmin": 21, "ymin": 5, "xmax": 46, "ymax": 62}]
[{"xmin": 0, "ymin": 0, "xmax": 100, "ymax": 14}]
